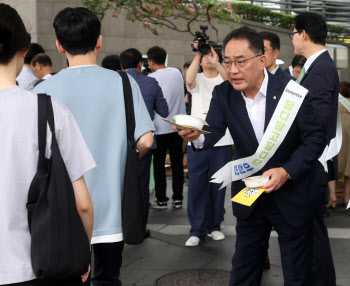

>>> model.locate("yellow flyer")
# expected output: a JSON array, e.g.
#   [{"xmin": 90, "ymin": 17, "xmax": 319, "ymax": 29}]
[{"xmin": 231, "ymin": 187, "xmax": 265, "ymax": 206}]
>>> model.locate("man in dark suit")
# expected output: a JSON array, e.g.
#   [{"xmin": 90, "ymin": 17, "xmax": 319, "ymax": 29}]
[
  {"xmin": 291, "ymin": 12, "xmax": 339, "ymax": 286},
  {"xmin": 120, "ymin": 48, "xmax": 169, "ymax": 232},
  {"xmin": 259, "ymin": 31, "xmax": 295, "ymax": 270},
  {"xmin": 259, "ymin": 31, "xmax": 295, "ymax": 82},
  {"xmin": 175, "ymin": 26, "xmax": 326, "ymax": 286}
]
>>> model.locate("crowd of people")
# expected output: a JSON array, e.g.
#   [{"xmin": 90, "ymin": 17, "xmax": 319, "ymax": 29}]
[{"xmin": 1, "ymin": 2, "xmax": 349, "ymax": 286}]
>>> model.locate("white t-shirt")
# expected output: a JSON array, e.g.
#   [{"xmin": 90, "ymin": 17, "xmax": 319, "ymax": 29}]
[
  {"xmin": 0, "ymin": 86, "xmax": 96, "ymax": 284},
  {"xmin": 148, "ymin": 67, "xmax": 186, "ymax": 135},
  {"xmin": 188, "ymin": 73, "xmax": 233, "ymax": 147}
]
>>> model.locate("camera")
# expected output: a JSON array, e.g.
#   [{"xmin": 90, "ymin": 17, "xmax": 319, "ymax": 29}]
[
  {"xmin": 142, "ymin": 57, "xmax": 152, "ymax": 75},
  {"xmin": 191, "ymin": 25, "xmax": 222, "ymax": 54}
]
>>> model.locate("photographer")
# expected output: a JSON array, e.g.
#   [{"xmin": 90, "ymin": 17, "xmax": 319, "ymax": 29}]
[{"xmin": 184, "ymin": 38, "xmax": 233, "ymax": 247}]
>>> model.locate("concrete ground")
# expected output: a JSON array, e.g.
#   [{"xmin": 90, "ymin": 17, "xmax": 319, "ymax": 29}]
[{"xmin": 120, "ymin": 178, "xmax": 350, "ymax": 286}]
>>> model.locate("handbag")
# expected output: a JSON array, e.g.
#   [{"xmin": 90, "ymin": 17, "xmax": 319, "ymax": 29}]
[
  {"xmin": 118, "ymin": 71, "xmax": 145, "ymax": 245},
  {"xmin": 26, "ymin": 94, "xmax": 90, "ymax": 279}
]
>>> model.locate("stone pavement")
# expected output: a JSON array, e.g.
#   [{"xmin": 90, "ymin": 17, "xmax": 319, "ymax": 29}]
[{"xmin": 120, "ymin": 178, "xmax": 350, "ymax": 286}]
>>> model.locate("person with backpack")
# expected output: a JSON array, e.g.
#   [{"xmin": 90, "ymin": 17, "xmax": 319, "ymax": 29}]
[
  {"xmin": 0, "ymin": 3, "xmax": 95, "ymax": 286},
  {"xmin": 34, "ymin": 7, "xmax": 154, "ymax": 286}
]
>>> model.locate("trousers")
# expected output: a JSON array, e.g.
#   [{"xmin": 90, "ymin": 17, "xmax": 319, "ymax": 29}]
[{"xmin": 153, "ymin": 132, "xmax": 184, "ymax": 202}]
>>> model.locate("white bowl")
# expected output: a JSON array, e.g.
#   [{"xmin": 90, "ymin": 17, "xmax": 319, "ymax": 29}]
[
  {"xmin": 173, "ymin": 115, "xmax": 208, "ymax": 130},
  {"xmin": 242, "ymin": 175, "xmax": 269, "ymax": 188}
]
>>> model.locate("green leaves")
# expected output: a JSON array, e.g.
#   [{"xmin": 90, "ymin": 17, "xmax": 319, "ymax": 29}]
[
  {"xmin": 82, "ymin": 0, "xmax": 240, "ymax": 41},
  {"xmin": 82, "ymin": 0, "xmax": 350, "ymax": 42}
]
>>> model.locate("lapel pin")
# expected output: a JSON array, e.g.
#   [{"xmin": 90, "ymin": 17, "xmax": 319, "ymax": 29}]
[{"xmin": 273, "ymin": 96, "xmax": 276, "ymax": 99}]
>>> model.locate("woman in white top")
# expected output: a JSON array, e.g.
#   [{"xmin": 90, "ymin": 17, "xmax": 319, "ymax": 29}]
[{"xmin": 0, "ymin": 4, "xmax": 96, "ymax": 286}]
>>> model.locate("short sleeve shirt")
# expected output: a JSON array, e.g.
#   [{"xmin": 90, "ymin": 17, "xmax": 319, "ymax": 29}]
[
  {"xmin": 148, "ymin": 68, "xmax": 186, "ymax": 135},
  {"xmin": 0, "ymin": 86, "xmax": 96, "ymax": 284},
  {"xmin": 34, "ymin": 65, "xmax": 155, "ymax": 242}
]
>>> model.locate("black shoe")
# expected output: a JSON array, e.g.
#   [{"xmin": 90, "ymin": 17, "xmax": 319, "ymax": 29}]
[
  {"xmin": 144, "ymin": 229, "xmax": 151, "ymax": 239},
  {"xmin": 150, "ymin": 200, "xmax": 167, "ymax": 209},
  {"xmin": 172, "ymin": 200, "xmax": 182, "ymax": 209},
  {"xmin": 322, "ymin": 207, "xmax": 330, "ymax": 218}
]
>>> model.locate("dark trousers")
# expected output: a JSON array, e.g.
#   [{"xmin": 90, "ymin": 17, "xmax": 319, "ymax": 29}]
[
  {"xmin": 137, "ymin": 149, "xmax": 153, "ymax": 226},
  {"xmin": 87, "ymin": 241, "xmax": 124, "ymax": 286},
  {"xmin": 230, "ymin": 196, "xmax": 313, "ymax": 286},
  {"xmin": 311, "ymin": 182, "xmax": 336, "ymax": 286},
  {"xmin": 5, "ymin": 277, "xmax": 81, "ymax": 286},
  {"xmin": 153, "ymin": 132, "xmax": 184, "ymax": 202},
  {"xmin": 187, "ymin": 145, "xmax": 232, "ymax": 239}
]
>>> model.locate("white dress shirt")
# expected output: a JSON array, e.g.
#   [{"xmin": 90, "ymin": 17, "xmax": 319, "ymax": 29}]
[
  {"xmin": 271, "ymin": 65, "xmax": 279, "ymax": 75},
  {"xmin": 304, "ymin": 49, "xmax": 327, "ymax": 72},
  {"xmin": 194, "ymin": 68, "xmax": 268, "ymax": 148}
]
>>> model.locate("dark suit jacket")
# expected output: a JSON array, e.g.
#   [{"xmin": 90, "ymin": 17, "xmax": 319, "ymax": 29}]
[
  {"xmin": 299, "ymin": 51, "xmax": 339, "ymax": 181},
  {"xmin": 201, "ymin": 72, "xmax": 326, "ymax": 227},
  {"xmin": 126, "ymin": 69, "xmax": 169, "ymax": 149},
  {"xmin": 274, "ymin": 66, "xmax": 295, "ymax": 82},
  {"xmin": 126, "ymin": 69, "xmax": 169, "ymax": 120}
]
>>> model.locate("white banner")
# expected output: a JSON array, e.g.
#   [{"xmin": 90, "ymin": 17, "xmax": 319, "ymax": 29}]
[
  {"xmin": 211, "ymin": 80, "xmax": 308, "ymax": 189},
  {"xmin": 319, "ymin": 94, "xmax": 350, "ymax": 172}
]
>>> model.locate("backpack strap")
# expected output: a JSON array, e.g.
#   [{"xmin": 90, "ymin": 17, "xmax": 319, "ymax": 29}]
[
  {"xmin": 37, "ymin": 94, "xmax": 48, "ymax": 159},
  {"xmin": 118, "ymin": 71, "xmax": 136, "ymax": 146}
]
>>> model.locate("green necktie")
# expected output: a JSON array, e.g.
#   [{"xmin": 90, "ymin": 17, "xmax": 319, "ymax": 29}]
[{"xmin": 297, "ymin": 66, "xmax": 306, "ymax": 83}]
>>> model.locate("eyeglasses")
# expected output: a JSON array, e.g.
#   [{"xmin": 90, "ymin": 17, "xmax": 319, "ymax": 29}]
[
  {"xmin": 224, "ymin": 54, "xmax": 262, "ymax": 69},
  {"xmin": 289, "ymin": 31, "xmax": 299, "ymax": 40}
]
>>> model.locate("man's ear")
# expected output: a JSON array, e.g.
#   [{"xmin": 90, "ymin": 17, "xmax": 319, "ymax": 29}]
[
  {"xmin": 137, "ymin": 61, "xmax": 142, "ymax": 71},
  {"xmin": 301, "ymin": 30, "xmax": 308, "ymax": 42},
  {"xmin": 95, "ymin": 35, "xmax": 102, "ymax": 52},
  {"xmin": 273, "ymin": 49, "xmax": 280, "ymax": 61},
  {"xmin": 260, "ymin": 54, "xmax": 266, "ymax": 69},
  {"xmin": 56, "ymin": 40, "xmax": 66, "ymax": 55},
  {"xmin": 19, "ymin": 50, "xmax": 28, "ymax": 58},
  {"xmin": 32, "ymin": 63, "xmax": 40, "ymax": 70}
]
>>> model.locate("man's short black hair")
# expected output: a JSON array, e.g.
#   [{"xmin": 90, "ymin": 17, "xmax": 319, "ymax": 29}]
[
  {"xmin": 223, "ymin": 26, "xmax": 264, "ymax": 56},
  {"xmin": 259, "ymin": 31, "xmax": 280, "ymax": 50},
  {"xmin": 120, "ymin": 48, "xmax": 143, "ymax": 69},
  {"xmin": 101, "ymin": 55, "xmax": 122, "ymax": 71},
  {"xmin": 291, "ymin": 55, "xmax": 307, "ymax": 68},
  {"xmin": 294, "ymin": 12, "xmax": 327, "ymax": 46},
  {"xmin": 53, "ymin": 7, "xmax": 101, "ymax": 56},
  {"xmin": 24, "ymin": 43, "xmax": 45, "ymax": 64},
  {"xmin": 31, "ymin": 53, "xmax": 52, "ymax": 67},
  {"xmin": 147, "ymin": 46, "xmax": 167, "ymax": 65}
]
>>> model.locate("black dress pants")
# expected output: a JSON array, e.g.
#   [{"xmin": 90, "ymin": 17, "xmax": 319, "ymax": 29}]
[
  {"xmin": 153, "ymin": 132, "xmax": 184, "ymax": 202},
  {"xmin": 230, "ymin": 195, "xmax": 313, "ymax": 286},
  {"xmin": 311, "ymin": 181, "xmax": 336, "ymax": 286}
]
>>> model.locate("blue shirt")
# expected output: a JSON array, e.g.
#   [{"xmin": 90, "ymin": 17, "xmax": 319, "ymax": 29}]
[
  {"xmin": 34, "ymin": 65, "xmax": 154, "ymax": 238},
  {"xmin": 126, "ymin": 68, "xmax": 169, "ymax": 148}
]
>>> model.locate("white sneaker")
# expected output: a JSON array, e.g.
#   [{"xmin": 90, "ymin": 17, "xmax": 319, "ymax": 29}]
[
  {"xmin": 185, "ymin": 236, "xmax": 200, "ymax": 247},
  {"xmin": 207, "ymin": 231, "xmax": 225, "ymax": 241}
]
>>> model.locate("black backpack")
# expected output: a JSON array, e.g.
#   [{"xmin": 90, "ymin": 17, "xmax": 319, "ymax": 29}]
[{"xmin": 26, "ymin": 94, "xmax": 90, "ymax": 279}]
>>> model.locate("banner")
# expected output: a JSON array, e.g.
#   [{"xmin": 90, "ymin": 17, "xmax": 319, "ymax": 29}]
[
  {"xmin": 211, "ymin": 80, "xmax": 308, "ymax": 189},
  {"xmin": 319, "ymin": 94, "xmax": 350, "ymax": 171}
]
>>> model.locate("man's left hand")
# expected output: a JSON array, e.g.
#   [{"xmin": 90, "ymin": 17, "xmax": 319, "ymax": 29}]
[{"xmin": 261, "ymin": 167, "xmax": 289, "ymax": 193}]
